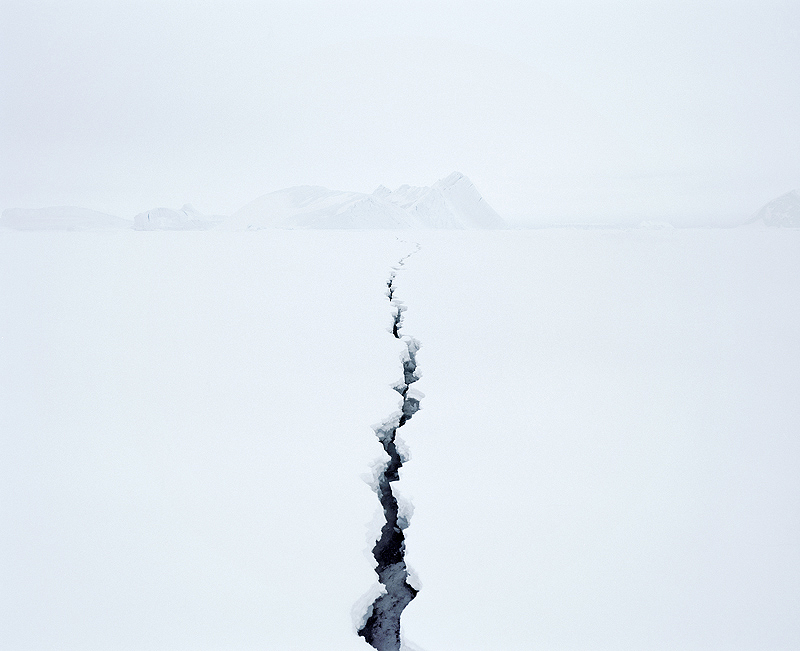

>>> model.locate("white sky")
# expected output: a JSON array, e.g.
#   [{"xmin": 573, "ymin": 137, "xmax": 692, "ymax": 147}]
[{"xmin": 1, "ymin": 0, "xmax": 799, "ymax": 224}]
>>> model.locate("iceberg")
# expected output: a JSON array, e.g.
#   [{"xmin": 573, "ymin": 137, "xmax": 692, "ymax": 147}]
[
  {"xmin": 378, "ymin": 171, "xmax": 506, "ymax": 229},
  {"xmin": 747, "ymin": 189, "xmax": 800, "ymax": 227},
  {"xmin": 224, "ymin": 173, "xmax": 506, "ymax": 230},
  {"xmin": 222, "ymin": 186, "xmax": 411, "ymax": 230},
  {"xmin": 133, "ymin": 204, "xmax": 223, "ymax": 230}
]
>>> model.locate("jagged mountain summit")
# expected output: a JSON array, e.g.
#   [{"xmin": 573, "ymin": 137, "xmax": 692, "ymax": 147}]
[
  {"xmin": 747, "ymin": 190, "xmax": 800, "ymax": 227},
  {"xmin": 224, "ymin": 172, "xmax": 505, "ymax": 230}
]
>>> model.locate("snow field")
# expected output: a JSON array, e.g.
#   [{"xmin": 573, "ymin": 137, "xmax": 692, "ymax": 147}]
[
  {"xmin": 397, "ymin": 228, "xmax": 800, "ymax": 650},
  {"xmin": 2, "ymin": 228, "xmax": 799, "ymax": 651},
  {"xmin": 0, "ymin": 231, "xmax": 410, "ymax": 650}
]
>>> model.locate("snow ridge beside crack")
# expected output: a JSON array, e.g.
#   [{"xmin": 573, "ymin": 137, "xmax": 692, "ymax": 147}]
[{"xmin": 358, "ymin": 244, "xmax": 423, "ymax": 651}]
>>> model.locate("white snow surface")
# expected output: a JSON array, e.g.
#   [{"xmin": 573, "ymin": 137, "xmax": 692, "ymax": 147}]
[
  {"xmin": 134, "ymin": 204, "xmax": 224, "ymax": 230},
  {"xmin": 1, "ymin": 206, "xmax": 131, "ymax": 231},
  {"xmin": 2, "ymin": 228, "xmax": 799, "ymax": 650},
  {"xmin": 223, "ymin": 172, "xmax": 505, "ymax": 230},
  {"xmin": 398, "ymin": 229, "xmax": 800, "ymax": 651},
  {"xmin": 747, "ymin": 189, "xmax": 800, "ymax": 227},
  {"xmin": 0, "ymin": 230, "xmax": 410, "ymax": 650}
]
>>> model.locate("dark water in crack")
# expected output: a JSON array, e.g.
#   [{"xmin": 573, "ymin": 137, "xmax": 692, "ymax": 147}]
[{"xmin": 359, "ymin": 253, "xmax": 421, "ymax": 651}]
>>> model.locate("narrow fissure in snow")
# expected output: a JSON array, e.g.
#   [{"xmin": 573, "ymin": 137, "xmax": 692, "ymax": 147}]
[{"xmin": 359, "ymin": 246, "xmax": 422, "ymax": 651}]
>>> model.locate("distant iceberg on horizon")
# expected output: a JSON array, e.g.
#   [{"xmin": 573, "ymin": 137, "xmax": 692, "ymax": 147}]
[
  {"xmin": 373, "ymin": 171, "xmax": 506, "ymax": 229},
  {"xmin": 17, "ymin": 179, "xmax": 800, "ymax": 232},
  {"xmin": 134, "ymin": 204, "xmax": 224, "ymax": 231},
  {"xmin": 1, "ymin": 172, "xmax": 506, "ymax": 231},
  {"xmin": 222, "ymin": 172, "xmax": 506, "ymax": 230},
  {"xmin": 747, "ymin": 190, "xmax": 800, "ymax": 227}
]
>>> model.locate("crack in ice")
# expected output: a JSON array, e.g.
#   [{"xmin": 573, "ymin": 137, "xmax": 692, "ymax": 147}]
[{"xmin": 359, "ymin": 245, "xmax": 422, "ymax": 651}]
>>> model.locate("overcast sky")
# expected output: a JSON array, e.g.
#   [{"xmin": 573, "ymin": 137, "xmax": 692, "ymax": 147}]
[{"xmin": 2, "ymin": 0, "xmax": 799, "ymax": 225}]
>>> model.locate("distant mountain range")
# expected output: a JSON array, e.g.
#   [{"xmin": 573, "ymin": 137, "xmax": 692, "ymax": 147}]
[{"xmin": 0, "ymin": 173, "xmax": 505, "ymax": 231}]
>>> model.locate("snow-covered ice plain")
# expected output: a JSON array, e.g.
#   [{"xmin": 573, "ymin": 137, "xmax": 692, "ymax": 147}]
[
  {"xmin": 2, "ymin": 226, "xmax": 800, "ymax": 650},
  {"xmin": 399, "ymin": 229, "xmax": 800, "ymax": 650},
  {"xmin": 0, "ymin": 231, "xmax": 410, "ymax": 650}
]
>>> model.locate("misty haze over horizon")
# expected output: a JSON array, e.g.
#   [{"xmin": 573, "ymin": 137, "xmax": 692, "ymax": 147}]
[{"xmin": 2, "ymin": 1, "xmax": 799, "ymax": 225}]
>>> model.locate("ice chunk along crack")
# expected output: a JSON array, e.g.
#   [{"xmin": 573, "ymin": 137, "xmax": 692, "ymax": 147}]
[{"xmin": 359, "ymin": 245, "xmax": 422, "ymax": 651}]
